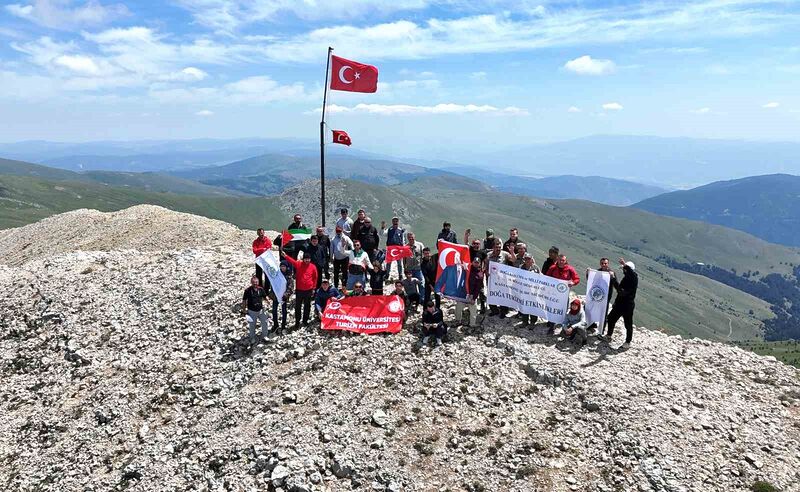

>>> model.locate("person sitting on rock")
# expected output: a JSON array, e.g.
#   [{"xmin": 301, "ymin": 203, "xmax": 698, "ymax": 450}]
[
  {"xmin": 420, "ymin": 301, "xmax": 447, "ymax": 347},
  {"xmin": 280, "ymin": 249, "xmax": 318, "ymax": 330},
  {"xmin": 369, "ymin": 260, "xmax": 389, "ymax": 295},
  {"xmin": 314, "ymin": 279, "xmax": 342, "ymax": 318},
  {"xmin": 269, "ymin": 261, "xmax": 293, "ymax": 334},
  {"xmin": 561, "ymin": 298, "xmax": 588, "ymax": 346},
  {"xmin": 241, "ymin": 275, "xmax": 270, "ymax": 343}
]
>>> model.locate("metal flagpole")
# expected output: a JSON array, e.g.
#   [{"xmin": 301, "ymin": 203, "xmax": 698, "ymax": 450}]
[{"xmin": 319, "ymin": 46, "xmax": 333, "ymax": 228}]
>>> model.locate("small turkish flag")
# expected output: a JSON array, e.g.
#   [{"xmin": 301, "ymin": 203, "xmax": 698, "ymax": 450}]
[
  {"xmin": 330, "ymin": 55, "xmax": 378, "ymax": 93},
  {"xmin": 386, "ymin": 245, "xmax": 412, "ymax": 262},
  {"xmin": 332, "ymin": 130, "xmax": 351, "ymax": 146}
]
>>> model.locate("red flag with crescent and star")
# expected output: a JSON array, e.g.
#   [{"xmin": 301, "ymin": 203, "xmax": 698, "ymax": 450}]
[
  {"xmin": 386, "ymin": 244, "xmax": 412, "ymax": 262},
  {"xmin": 435, "ymin": 239, "xmax": 471, "ymax": 302},
  {"xmin": 330, "ymin": 55, "xmax": 378, "ymax": 93},
  {"xmin": 332, "ymin": 130, "xmax": 351, "ymax": 146}
]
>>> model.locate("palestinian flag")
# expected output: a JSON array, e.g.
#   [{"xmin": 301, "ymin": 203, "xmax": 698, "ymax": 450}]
[{"xmin": 282, "ymin": 227, "xmax": 313, "ymax": 243}]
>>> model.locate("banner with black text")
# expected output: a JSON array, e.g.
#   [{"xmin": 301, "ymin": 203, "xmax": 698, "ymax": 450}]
[{"xmin": 487, "ymin": 262, "xmax": 570, "ymax": 323}]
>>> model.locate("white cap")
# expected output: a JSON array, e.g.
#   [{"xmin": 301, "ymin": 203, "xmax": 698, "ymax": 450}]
[{"xmin": 625, "ymin": 261, "xmax": 635, "ymax": 271}]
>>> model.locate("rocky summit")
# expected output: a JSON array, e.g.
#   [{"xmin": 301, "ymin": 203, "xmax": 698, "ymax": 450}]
[{"xmin": 0, "ymin": 206, "xmax": 798, "ymax": 492}]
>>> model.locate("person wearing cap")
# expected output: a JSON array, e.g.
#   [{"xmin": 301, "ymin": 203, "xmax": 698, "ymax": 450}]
[
  {"xmin": 437, "ymin": 222, "xmax": 457, "ymax": 243},
  {"xmin": 252, "ymin": 228, "xmax": 273, "ymax": 286},
  {"xmin": 381, "ymin": 217, "xmax": 406, "ymax": 280},
  {"xmin": 601, "ymin": 257, "xmax": 639, "ymax": 349},
  {"xmin": 314, "ymin": 279, "xmax": 343, "ymax": 318},
  {"xmin": 336, "ymin": 208, "xmax": 354, "ymax": 237},
  {"xmin": 517, "ymin": 253, "xmax": 540, "ymax": 326},
  {"xmin": 483, "ymin": 229, "xmax": 496, "ymax": 251},
  {"xmin": 454, "ymin": 257, "xmax": 484, "ymax": 327},
  {"xmin": 420, "ymin": 301, "xmax": 447, "ymax": 347},
  {"xmin": 561, "ymin": 298, "xmax": 588, "ymax": 346},
  {"xmin": 331, "ymin": 225, "xmax": 354, "ymax": 289}
]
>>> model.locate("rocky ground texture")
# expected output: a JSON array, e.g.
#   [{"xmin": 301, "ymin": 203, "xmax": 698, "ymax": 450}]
[{"xmin": 1, "ymin": 206, "xmax": 798, "ymax": 492}]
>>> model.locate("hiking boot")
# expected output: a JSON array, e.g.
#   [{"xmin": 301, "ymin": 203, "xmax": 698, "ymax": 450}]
[{"xmin": 620, "ymin": 342, "xmax": 631, "ymax": 350}]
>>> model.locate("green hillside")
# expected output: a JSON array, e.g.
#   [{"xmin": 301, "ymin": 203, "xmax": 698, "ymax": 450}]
[{"xmin": 3, "ymin": 173, "xmax": 798, "ymax": 345}]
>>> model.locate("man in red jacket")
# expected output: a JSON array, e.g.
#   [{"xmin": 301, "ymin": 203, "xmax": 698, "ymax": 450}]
[
  {"xmin": 252, "ymin": 228, "xmax": 273, "ymax": 286},
  {"xmin": 545, "ymin": 254, "xmax": 580, "ymax": 333},
  {"xmin": 280, "ymin": 249, "xmax": 318, "ymax": 330}
]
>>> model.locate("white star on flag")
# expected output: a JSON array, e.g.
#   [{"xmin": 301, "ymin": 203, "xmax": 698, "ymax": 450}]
[{"xmin": 354, "ymin": 72, "xmax": 360, "ymax": 79}]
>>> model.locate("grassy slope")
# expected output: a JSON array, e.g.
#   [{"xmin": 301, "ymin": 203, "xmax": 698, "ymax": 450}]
[
  {"xmin": 734, "ymin": 340, "xmax": 800, "ymax": 368},
  {"xmin": 0, "ymin": 174, "xmax": 790, "ymax": 342}
]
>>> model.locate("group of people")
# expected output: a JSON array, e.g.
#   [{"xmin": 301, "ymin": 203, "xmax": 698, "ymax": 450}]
[{"xmin": 242, "ymin": 209, "xmax": 639, "ymax": 350}]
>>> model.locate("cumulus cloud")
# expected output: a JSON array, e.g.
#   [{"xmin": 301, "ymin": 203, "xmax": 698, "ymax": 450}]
[
  {"xmin": 567, "ymin": 106, "xmax": 581, "ymax": 113},
  {"xmin": 6, "ymin": 0, "xmax": 129, "ymax": 30},
  {"xmin": 321, "ymin": 103, "xmax": 528, "ymax": 115},
  {"xmin": 150, "ymin": 75, "xmax": 312, "ymax": 105},
  {"xmin": 564, "ymin": 55, "xmax": 616, "ymax": 76},
  {"xmin": 602, "ymin": 102, "xmax": 623, "ymax": 111},
  {"xmin": 762, "ymin": 102, "xmax": 780, "ymax": 109}
]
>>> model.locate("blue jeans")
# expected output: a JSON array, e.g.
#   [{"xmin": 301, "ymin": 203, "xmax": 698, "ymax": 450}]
[
  {"xmin": 347, "ymin": 273, "xmax": 366, "ymax": 290},
  {"xmin": 409, "ymin": 269, "xmax": 425, "ymax": 299}
]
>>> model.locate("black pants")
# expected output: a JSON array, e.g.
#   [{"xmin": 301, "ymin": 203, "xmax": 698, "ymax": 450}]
[
  {"xmin": 606, "ymin": 302, "xmax": 635, "ymax": 343},
  {"xmin": 313, "ymin": 263, "xmax": 326, "ymax": 289},
  {"xmin": 255, "ymin": 264, "xmax": 265, "ymax": 286},
  {"xmin": 272, "ymin": 299, "xmax": 288, "ymax": 330},
  {"xmin": 408, "ymin": 292, "xmax": 421, "ymax": 308},
  {"xmin": 490, "ymin": 305, "xmax": 508, "ymax": 316},
  {"xmin": 294, "ymin": 290, "xmax": 313, "ymax": 328},
  {"xmin": 333, "ymin": 258, "xmax": 348, "ymax": 289},
  {"xmin": 424, "ymin": 283, "xmax": 440, "ymax": 309},
  {"xmin": 521, "ymin": 314, "xmax": 538, "ymax": 325},
  {"xmin": 422, "ymin": 323, "xmax": 447, "ymax": 340}
]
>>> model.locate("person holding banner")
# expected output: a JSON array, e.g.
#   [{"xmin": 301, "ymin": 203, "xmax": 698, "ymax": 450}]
[
  {"xmin": 269, "ymin": 261, "xmax": 293, "ymax": 334},
  {"xmin": 454, "ymin": 257, "xmax": 484, "ymax": 327},
  {"xmin": 485, "ymin": 239, "xmax": 516, "ymax": 317},
  {"xmin": 391, "ymin": 281, "xmax": 412, "ymax": 320},
  {"xmin": 601, "ymin": 258, "xmax": 639, "ymax": 349},
  {"xmin": 518, "ymin": 254, "xmax": 540, "ymax": 326},
  {"xmin": 542, "ymin": 246, "xmax": 560, "ymax": 277},
  {"xmin": 420, "ymin": 247, "xmax": 440, "ymax": 309},
  {"xmin": 403, "ymin": 233, "xmax": 426, "ymax": 301},
  {"xmin": 252, "ymin": 228, "xmax": 273, "ymax": 286},
  {"xmin": 463, "ymin": 230, "xmax": 488, "ymax": 313},
  {"xmin": 545, "ymin": 254, "xmax": 580, "ymax": 332},
  {"xmin": 345, "ymin": 282, "xmax": 368, "ymax": 297},
  {"xmin": 381, "ymin": 217, "xmax": 405, "ymax": 280},
  {"xmin": 280, "ymin": 249, "xmax": 318, "ymax": 330},
  {"xmin": 241, "ymin": 276, "xmax": 270, "ymax": 343},
  {"xmin": 314, "ymin": 279, "xmax": 343, "ymax": 318},
  {"xmin": 586, "ymin": 258, "xmax": 615, "ymax": 335},
  {"xmin": 561, "ymin": 299, "xmax": 588, "ymax": 346},
  {"xmin": 420, "ymin": 301, "xmax": 447, "ymax": 347}
]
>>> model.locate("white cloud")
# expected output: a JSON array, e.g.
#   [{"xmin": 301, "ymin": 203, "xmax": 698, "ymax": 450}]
[
  {"xmin": 638, "ymin": 46, "xmax": 708, "ymax": 55},
  {"xmin": 195, "ymin": 109, "xmax": 214, "ymax": 116},
  {"xmin": 6, "ymin": 0, "xmax": 129, "ymax": 30},
  {"xmin": 564, "ymin": 55, "xmax": 616, "ymax": 76},
  {"xmin": 321, "ymin": 103, "xmax": 528, "ymax": 115},
  {"xmin": 602, "ymin": 102, "xmax": 623, "ymax": 111},
  {"xmin": 691, "ymin": 107, "xmax": 712, "ymax": 114},
  {"xmin": 470, "ymin": 71, "xmax": 487, "ymax": 80},
  {"xmin": 567, "ymin": 106, "xmax": 581, "ymax": 113},
  {"xmin": 150, "ymin": 75, "xmax": 312, "ymax": 105},
  {"xmin": 171, "ymin": 67, "xmax": 208, "ymax": 81},
  {"xmin": 53, "ymin": 54, "xmax": 99, "ymax": 74},
  {"xmin": 762, "ymin": 102, "xmax": 780, "ymax": 109}
]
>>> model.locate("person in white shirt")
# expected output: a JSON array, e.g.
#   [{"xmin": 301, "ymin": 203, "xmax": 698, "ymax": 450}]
[
  {"xmin": 346, "ymin": 240, "xmax": 373, "ymax": 290},
  {"xmin": 331, "ymin": 225, "xmax": 354, "ymax": 288},
  {"xmin": 336, "ymin": 208, "xmax": 354, "ymax": 237}
]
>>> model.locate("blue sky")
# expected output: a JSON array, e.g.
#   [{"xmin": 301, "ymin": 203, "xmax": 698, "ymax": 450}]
[{"xmin": 1, "ymin": 0, "xmax": 799, "ymax": 156}]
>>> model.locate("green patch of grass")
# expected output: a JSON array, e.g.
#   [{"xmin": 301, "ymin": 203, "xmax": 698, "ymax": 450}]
[{"xmin": 734, "ymin": 340, "xmax": 800, "ymax": 368}]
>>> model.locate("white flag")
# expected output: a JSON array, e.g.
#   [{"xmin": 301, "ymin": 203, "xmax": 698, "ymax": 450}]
[
  {"xmin": 585, "ymin": 269, "xmax": 611, "ymax": 326},
  {"xmin": 256, "ymin": 250, "xmax": 286, "ymax": 304}
]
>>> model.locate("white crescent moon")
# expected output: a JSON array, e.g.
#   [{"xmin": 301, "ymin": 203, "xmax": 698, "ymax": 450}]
[
  {"xmin": 389, "ymin": 248, "xmax": 399, "ymax": 258},
  {"xmin": 438, "ymin": 247, "xmax": 460, "ymax": 270},
  {"xmin": 338, "ymin": 66, "xmax": 353, "ymax": 84}
]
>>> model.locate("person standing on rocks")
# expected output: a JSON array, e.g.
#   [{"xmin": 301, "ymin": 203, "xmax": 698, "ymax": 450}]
[
  {"xmin": 369, "ymin": 260, "xmax": 389, "ymax": 295},
  {"xmin": 252, "ymin": 228, "xmax": 273, "ymax": 286},
  {"xmin": 303, "ymin": 235, "xmax": 328, "ymax": 289},
  {"xmin": 403, "ymin": 232, "xmax": 426, "ymax": 303},
  {"xmin": 437, "ymin": 221, "xmax": 457, "ymax": 243},
  {"xmin": 402, "ymin": 270, "xmax": 422, "ymax": 311},
  {"xmin": 586, "ymin": 257, "xmax": 615, "ymax": 336},
  {"xmin": 280, "ymin": 249, "xmax": 318, "ymax": 330},
  {"xmin": 346, "ymin": 240, "xmax": 372, "ymax": 290},
  {"xmin": 420, "ymin": 247, "xmax": 440, "ymax": 309},
  {"xmin": 483, "ymin": 229, "xmax": 496, "ymax": 252},
  {"xmin": 331, "ymin": 225, "xmax": 354, "ymax": 289},
  {"xmin": 270, "ymin": 261, "xmax": 293, "ymax": 333},
  {"xmin": 381, "ymin": 217, "xmax": 406, "ymax": 281},
  {"xmin": 336, "ymin": 208, "xmax": 353, "ymax": 237},
  {"xmin": 350, "ymin": 209, "xmax": 367, "ymax": 240},
  {"xmin": 420, "ymin": 301, "xmax": 447, "ymax": 347},
  {"xmin": 484, "ymin": 239, "xmax": 516, "ymax": 317},
  {"xmin": 315, "ymin": 226, "xmax": 331, "ymax": 282},
  {"xmin": 541, "ymin": 246, "xmax": 559, "ymax": 277},
  {"xmin": 356, "ymin": 217, "xmax": 380, "ymax": 263},
  {"xmin": 283, "ymin": 213, "xmax": 309, "ymax": 259},
  {"xmin": 545, "ymin": 253, "xmax": 580, "ymax": 333},
  {"xmin": 242, "ymin": 275, "xmax": 270, "ymax": 343},
  {"xmin": 503, "ymin": 227, "xmax": 521, "ymax": 252},
  {"xmin": 463, "ymin": 230, "xmax": 488, "ymax": 314},
  {"xmin": 454, "ymin": 257, "xmax": 484, "ymax": 328},
  {"xmin": 518, "ymin": 254, "xmax": 540, "ymax": 326},
  {"xmin": 601, "ymin": 258, "xmax": 639, "ymax": 350}
]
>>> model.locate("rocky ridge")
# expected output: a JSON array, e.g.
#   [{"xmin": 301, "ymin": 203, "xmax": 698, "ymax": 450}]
[{"xmin": 0, "ymin": 206, "xmax": 798, "ymax": 492}]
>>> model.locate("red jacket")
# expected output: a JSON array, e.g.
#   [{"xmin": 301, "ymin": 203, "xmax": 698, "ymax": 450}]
[
  {"xmin": 283, "ymin": 255, "xmax": 318, "ymax": 291},
  {"xmin": 252, "ymin": 236, "xmax": 273, "ymax": 257},
  {"xmin": 546, "ymin": 263, "xmax": 580, "ymax": 286}
]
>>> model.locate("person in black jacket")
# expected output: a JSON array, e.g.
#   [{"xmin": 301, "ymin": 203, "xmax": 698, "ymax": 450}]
[
  {"xmin": 437, "ymin": 222, "xmax": 457, "ymax": 243},
  {"xmin": 303, "ymin": 235, "xmax": 328, "ymax": 289},
  {"xmin": 420, "ymin": 301, "xmax": 446, "ymax": 347},
  {"xmin": 315, "ymin": 226, "xmax": 331, "ymax": 281},
  {"xmin": 420, "ymin": 247, "xmax": 440, "ymax": 309},
  {"xmin": 356, "ymin": 217, "xmax": 380, "ymax": 262},
  {"xmin": 541, "ymin": 246, "xmax": 559, "ymax": 276},
  {"xmin": 601, "ymin": 258, "xmax": 639, "ymax": 349}
]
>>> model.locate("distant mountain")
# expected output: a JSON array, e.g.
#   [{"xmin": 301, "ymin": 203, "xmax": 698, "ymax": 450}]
[
  {"xmin": 172, "ymin": 154, "xmax": 455, "ymax": 195},
  {"xmin": 632, "ymin": 174, "xmax": 800, "ymax": 247},
  {"xmin": 0, "ymin": 157, "xmax": 239, "ymax": 197},
  {"xmin": 472, "ymin": 135, "xmax": 800, "ymax": 188},
  {"xmin": 441, "ymin": 165, "xmax": 666, "ymax": 206}
]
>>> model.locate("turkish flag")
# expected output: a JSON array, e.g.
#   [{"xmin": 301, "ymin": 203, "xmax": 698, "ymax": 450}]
[
  {"xmin": 330, "ymin": 55, "xmax": 378, "ymax": 93},
  {"xmin": 435, "ymin": 239, "xmax": 472, "ymax": 302},
  {"xmin": 386, "ymin": 245, "xmax": 412, "ymax": 262},
  {"xmin": 332, "ymin": 130, "xmax": 351, "ymax": 146}
]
